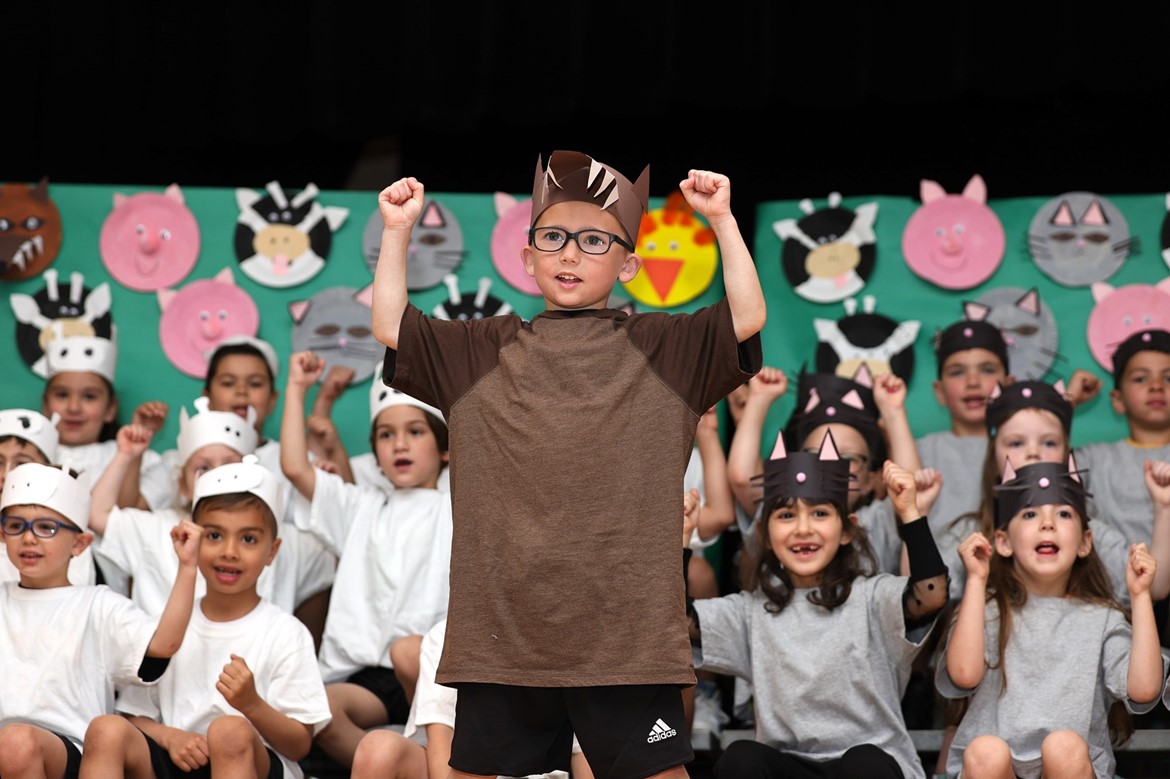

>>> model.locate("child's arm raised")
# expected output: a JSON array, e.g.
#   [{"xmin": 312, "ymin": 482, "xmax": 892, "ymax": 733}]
[
  {"xmin": 217, "ymin": 653, "xmax": 314, "ymax": 760},
  {"xmin": 1126, "ymin": 542, "xmax": 1165, "ymax": 704},
  {"xmin": 89, "ymin": 423, "xmax": 155, "ymax": 537},
  {"xmin": 679, "ymin": 169, "xmax": 766, "ymax": 342},
  {"xmin": 946, "ymin": 531, "xmax": 992, "ymax": 689},
  {"xmin": 120, "ymin": 401, "xmax": 168, "ymax": 509},
  {"xmin": 1142, "ymin": 459, "xmax": 1170, "ymax": 600},
  {"xmin": 371, "ymin": 177, "xmax": 425, "ymax": 350},
  {"xmin": 726, "ymin": 367, "xmax": 787, "ymax": 513},
  {"xmin": 145, "ymin": 519, "xmax": 202, "ymax": 658},
  {"xmin": 873, "ymin": 372, "xmax": 921, "ymax": 472},
  {"xmin": 883, "ymin": 460, "xmax": 948, "ymax": 618},
  {"xmin": 280, "ymin": 351, "xmax": 327, "ymax": 501},
  {"xmin": 693, "ymin": 407, "xmax": 734, "ymax": 542}
]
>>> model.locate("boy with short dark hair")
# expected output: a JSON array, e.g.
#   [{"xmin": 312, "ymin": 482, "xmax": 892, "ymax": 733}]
[
  {"xmin": 372, "ymin": 151, "xmax": 766, "ymax": 778},
  {"xmin": 80, "ymin": 456, "xmax": 332, "ymax": 779}
]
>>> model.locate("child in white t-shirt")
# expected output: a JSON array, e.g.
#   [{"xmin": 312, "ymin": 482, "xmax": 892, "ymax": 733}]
[
  {"xmin": 0, "ymin": 462, "xmax": 200, "ymax": 778},
  {"xmin": 81, "ymin": 456, "xmax": 332, "ymax": 779}
]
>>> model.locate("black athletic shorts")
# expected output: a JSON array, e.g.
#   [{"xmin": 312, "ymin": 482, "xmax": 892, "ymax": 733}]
[
  {"xmin": 143, "ymin": 732, "xmax": 283, "ymax": 779},
  {"xmin": 52, "ymin": 731, "xmax": 82, "ymax": 779},
  {"xmin": 346, "ymin": 665, "xmax": 412, "ymax": 724},
  {"xmin": 450, "ymin": 683, "xmax": 693, "ymax": 779}
]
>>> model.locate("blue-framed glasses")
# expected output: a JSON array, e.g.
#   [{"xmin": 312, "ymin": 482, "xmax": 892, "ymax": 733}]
[
  {"xmin": 0, "ymin": 515, "xmax": 83, "ymax": 538},
  {"xmin": 528, "ymin": 227, "xmax": 634, "ymax": 255}
]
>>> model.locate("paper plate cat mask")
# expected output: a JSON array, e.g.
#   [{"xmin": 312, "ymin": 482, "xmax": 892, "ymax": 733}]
[
  {"xmin": 10, "ymin": 269, "xmax": 114, "ymax": 377},
  {"xmin": 1028, "ymin": 192, "xmax": 1136, "ymax": 287},
  {"xmin": 235, "ymin": 181, "xmax": 349, "ymax": 288},
  {"xmin": 774, "ymin": 192, "xmax": 877, "ymax": 303},
  {"xmin": 964, "ymin": 288, "xmax": 1059, "ymax": 381},
  {"xmin": 901, "ymin": 175, "xmax": 1005, "ymax": 290},
  {"xmin": 0, "ymin": 178, "xmax": 63, "ymax": 281},
  {"xmin": 289, "ymin": 284, "xmax": 380, "ymax": 385},
  {"xmin": 624, "ymin": 192, "xmax": 718, "ymax": 308},
  {"xmin": 99, "ymin": 183, "xmax": 200, "ymax": 291},
  {"xmin": 814, "ymin": 296, "xmax": 919, "ymax": 383},
  {"xmin": 364, "ymin": 197, "xmax": 467, "ymax": 290}
]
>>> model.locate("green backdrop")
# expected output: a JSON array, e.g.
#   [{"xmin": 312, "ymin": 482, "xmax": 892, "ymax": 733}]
[{"xmin": 1, "ymin": 182, "xmax": 1163, "ymax": 461}]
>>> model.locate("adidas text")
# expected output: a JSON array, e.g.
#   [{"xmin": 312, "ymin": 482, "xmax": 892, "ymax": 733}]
[{"xmin": 647, "ymin": 718, "xmax": 677, "ymax": 743}]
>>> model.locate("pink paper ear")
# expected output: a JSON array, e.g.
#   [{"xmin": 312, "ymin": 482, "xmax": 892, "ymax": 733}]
[
  {"xmin": 214, "ymin": 266, "xmax": 236, "ymax": 286},
  {"xmin": 1053, "ymin": 379, "xmax": 1067, "ymax": 396},
  {"xmin": 770, "ymin": 431, "xmax": 788, "ymax": 460},
  {"xmin": 112, "ymin": 192, "xmax": 127, "ymax": 208},
  {"xmin": 989, "ymin": 383, "xmax": 1003, "ymax": 400},
  {"xmin": 1081, "ymin": 199, "xmax": 1108, "ymax": 226},
  {"xmin": 962, "ymin": 174, "xmax": 988, "ymax": 203},
  {"xmin": 841, "ymin": 389, "xmax": 865, "ymax": 410},
  {"xmin": 164, "ymin": 183, "xmax": 184, "ymax": 204},
  {"xmin": 1067, "ymin": 451, "xmax": 1081, "ymax": 482},
  {"xmin": 288, "ymin": 299, "xmax": 311, "ymax": 323},
  {"xmin": 964, "ymin": 301, "xmax": 992, "ymax": 322},
  {"xmin": 494, "ymin": 191, "xmax": 518, "ymax": 217},
  {"xmin": 157, "ymin": 288, "xmax": 177, "ymax": 311},
  {"xmin": 1090, "ymin": 281, "xmax": 1115, "ymax": 303},
  {"xmin": 1016, "ymin": 288, "xmax": 1041, "ymax": 317},
  {"xmin": 818, "ymin": 428, "xmax": 841, "ymax": 461},
  {"xmin": 353, "ymin": 284, "xmax": 374, "ymax": 308},
  {"xmin": 1002, "ymin": 458, "xmax": 1017, "ymax": 482},
  {"xmin": 420, "ymin": 201, "xmax": 445, "ymax": 228},
  {"xmin": 1051, "ymin": 200, "xmax": 1075, "ymax": 227},
  {"xmin": 804, "ymin": 388, "xmax": 821, "ymax": 413},
  {"xmin": 920, "ymin": 180, "xmax": 947, "ymax": 204},
  {"xmin": 851, "ymin": 362, "xmax": 874, "ymax": 389}
]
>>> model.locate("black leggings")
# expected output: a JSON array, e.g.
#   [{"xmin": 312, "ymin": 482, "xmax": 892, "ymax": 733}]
[{"xmin": 714, "ymin": 740, "xmax": 904, "ymax": 779}]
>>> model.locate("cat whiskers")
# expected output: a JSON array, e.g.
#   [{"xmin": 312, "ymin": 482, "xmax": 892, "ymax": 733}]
[{"xmin": 306, "ymin": 341, "xmax": 385, "ymax": 359}]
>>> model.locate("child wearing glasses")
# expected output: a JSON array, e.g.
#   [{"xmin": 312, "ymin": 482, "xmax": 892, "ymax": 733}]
[
  {"xmin": 371, "ymin": 151, "xmax": 765, "ymax": 779},
  {"xmin": 0, "ymin": 462, "xmax": 200, "ymax": 778}
]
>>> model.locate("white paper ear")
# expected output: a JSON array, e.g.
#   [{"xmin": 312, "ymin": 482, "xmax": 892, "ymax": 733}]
[
  {"xmin": 818, "ymin": 428, "xmax": 841, "ymax": 461},
  {"xmin": 769, "ymin": 431, "xmax": 788, "ymax": 461}
]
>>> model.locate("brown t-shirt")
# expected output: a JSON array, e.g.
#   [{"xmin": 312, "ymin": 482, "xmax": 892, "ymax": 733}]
[{"xmin": 385, "ymin": 299, "xmax": 761, "ymax": 686}]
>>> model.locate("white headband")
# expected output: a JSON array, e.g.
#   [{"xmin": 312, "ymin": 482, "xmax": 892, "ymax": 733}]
[
  {"xmin": 177, "ymin": 397, "xmax": 259, "ymax": 465},
  {"xmin": 211, "ymin": 335, "xmax": 280, "ymax": 380},
  {"xmin": 192, "ymin": 454, "xmax": 283, "ymax": 527},
  {"xmin": 45, "ymin": 329, "xmax": 118, "ymax": 384},
  {"xmin": 370, "ymin": 361, "xmax": 444, "ymax": 425},
  {"xmin": 1, "ymin": 462, "xmax": 89, "ymax": 531},
  {"xmin": 0, "ymin": 409, "xmax": 60, "ymax": 463}
]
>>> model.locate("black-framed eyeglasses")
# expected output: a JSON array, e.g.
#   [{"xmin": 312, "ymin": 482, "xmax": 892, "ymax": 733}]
[
  {"xmin": 528, "ymin": 226, "xmax": 634, "ymax": 255},
  {"xmin": 0, "ymin": 515, "xmax": 83, "ymax": 539}
]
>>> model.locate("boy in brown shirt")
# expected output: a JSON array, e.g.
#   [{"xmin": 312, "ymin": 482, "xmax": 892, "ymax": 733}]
[{"xmin": 371, "ymin": 150, "xmax": 765, "ymax": 779}]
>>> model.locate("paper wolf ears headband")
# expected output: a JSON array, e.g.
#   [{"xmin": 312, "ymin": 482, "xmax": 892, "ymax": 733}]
[
  {"xmin": 192, "ymin": 454, "xmax": 283, "ymax": 526},
  {"xmin": 994, "ymin": 454, "xmax": 1090, "ymax": 528},
  {"xmin": 934, "ymin": 317, "xmax": 1010, "ymax": 377},
  {"xmin": 754, "ymin": 428, "xmax": 851, "ymax": 509},
  {"xmin": 530, "ymin": 150, "xmax": 650, "ymax": 246},
  {"xmin": 177, "ymin": 397, "xmax": 258, "ymax": 465},
  {"xmin": 1, "ymin": 462, "xmax": 89, "ymax": 531},
  {"xmin": 0, "ymin": 409, "xmax": 60, "ymax": 463},
  {"xmin": 1110, "ymin": 328, "xmax": 1170, "ymax": 387},
  {"xmin": 792, "ymin": 364, "xmax": 881, "ymax": 461},
  {"xmin": 985, "ymin": 379, "xmax": 1072, "ymax": 436}
]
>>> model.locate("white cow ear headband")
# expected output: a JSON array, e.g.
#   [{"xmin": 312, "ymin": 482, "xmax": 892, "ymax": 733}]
[
  {"xmin": 44, "ymin": 325, "xmax": 118, "ymax": 384},
  {"xmin": 369, "ymin": 361, "xmax": 445, "ymax": 425},
  {"xmin": 177, "ymin": 397, "xmax": 259, "ymax": 465},
  {"xmin": 192, "ymin": 454, "xmax": 282, "ymax": 527},
  {"xmin": 1, "ymin": 462, "xmax": 90, "ymax": 532},
  {"xmin": 0, "ymin": 409, "xmax": 60, "ymax": 462}
]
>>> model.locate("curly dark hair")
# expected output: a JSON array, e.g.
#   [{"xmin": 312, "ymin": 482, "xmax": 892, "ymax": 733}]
[{"xmin": 741, "ymin": 496, "xmax": 879, "ymax": 614}]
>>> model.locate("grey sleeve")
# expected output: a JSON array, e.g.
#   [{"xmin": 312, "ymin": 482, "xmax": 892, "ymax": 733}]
[{"xmin": 691, "ymin": 592, "xmax": 755, "ymax": 681}]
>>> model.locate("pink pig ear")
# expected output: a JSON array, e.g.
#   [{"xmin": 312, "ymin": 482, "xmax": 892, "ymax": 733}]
[
  {"xmin": 841, "ymin": 389, "xmax": 865, "ymax": 410},
  {"xmin": 164, "ymin": 183, "xmax": 185, "ymax": 204},
  {"xmin": 962, "ymin": 174, "xmax": 987, "ymax": 203},
  {"xmin": 818, "ymin": 428, "xmax": 841, "ymax": 461},
  {"xmin": 214, "ymin": 267, "xmax": 236, "ymax": 285},
  {"xmin": 1002, "ymin": 458, "xmax": 1017, "ymax": 482},
  {"xmin": 851, "ymin": 362, "xmax": 874, "ymax": 389},
  {"xmin": 769, "ymin": 431, "xmax": 788, "ymax": 460},
  {"xmin": 1050, "ymin": 200, "xmax": 1075, "ymax": 227},
  {"xmin": 1015, "ymin": 288, "xmax": 1041, "ymax": 317},
  {"xmin": 920, "ymin": 179, "xmax": 947, "ymax": 204},
  {"xmin": 804, "ymin": 388, "xmax": 821, "ymax": 413}
]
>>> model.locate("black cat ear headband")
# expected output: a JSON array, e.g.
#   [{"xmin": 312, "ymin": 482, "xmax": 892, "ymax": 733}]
[
  {"xmin": 933, "ymin": 316, "xmax": 1010, "ymax": 377},
  {"xmin": 792, "ymin": 364, "xmax": 881, "ymax": 460},
  {"xmin": 1110, "ymin": 328, "xmax": 1170, "ymax": 387},
  {"xmin": 993, "ymin": 453, "xmax": 1090, "ymax": 528},
  {"xmin": 985, "ymin": 379, "xmax": 1072, "ymax": 437},
  {"xmin": 753, "ymin": 427, "xmax": 851, "ymax": 509}
]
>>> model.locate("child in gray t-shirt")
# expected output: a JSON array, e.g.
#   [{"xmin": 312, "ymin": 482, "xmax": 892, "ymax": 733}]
[
  {"xmin": 938, "ymin": 457, "xmax": 1168, "ymax": 779},
  {"xmin": 691, "ymin": 429, "xmax": 948, "ymax": 779}
]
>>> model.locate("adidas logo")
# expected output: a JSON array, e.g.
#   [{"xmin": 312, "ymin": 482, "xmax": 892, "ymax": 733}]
[{"xmin": 646, "ymin": 718, "xmax": 677, "ymax": 743}]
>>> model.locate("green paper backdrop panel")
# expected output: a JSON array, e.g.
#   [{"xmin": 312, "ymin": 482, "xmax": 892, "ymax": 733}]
[{"xmin": 753, "ymin": 192, "xmax": 1170, "ymax": 455}]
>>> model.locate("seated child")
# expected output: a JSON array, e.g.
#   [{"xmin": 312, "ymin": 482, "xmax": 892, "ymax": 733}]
[
  {"xmin": 691, "ymin": 431, "xmax": 948, "ymax": 778},
  {"xmin": 281, "ymin": 350, "xmax": 452, "ymax": 770},
  {"xmin": 89, "ymin": 398, "xmax": 335, "ymax": 622},
  {"xmin": 81, "ymin": 456, "xmax": 332, "ymax": 779},
  {"xmin": 938, "ymin": 457, "xmax": 1168, "ymax": 779},
  {"xmin": 0, "ymin": 407, "xmax": 95, "ymax": 585},
  {"xmin": 0, "ymin": 462, "xmax": 199, "ymax": 778}
]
